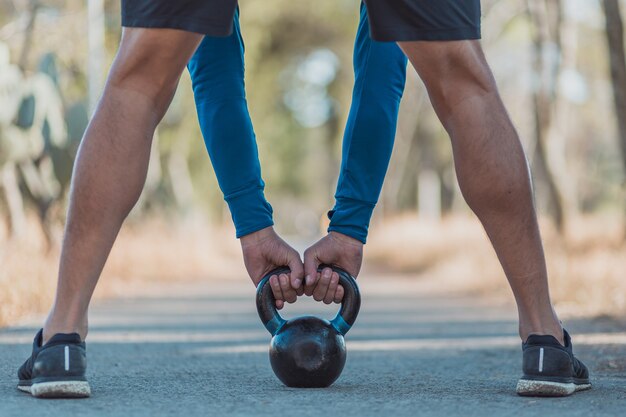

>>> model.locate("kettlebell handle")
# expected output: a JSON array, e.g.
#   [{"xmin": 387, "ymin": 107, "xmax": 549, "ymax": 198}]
[{"xmin": 256, "ymin": 264, "xmax": 361, "ymax": 336}]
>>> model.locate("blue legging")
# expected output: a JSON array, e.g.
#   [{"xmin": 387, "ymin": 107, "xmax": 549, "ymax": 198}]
[{"xmin": 187, "ymin": 5, "xmax": 407, "ymax": 242}]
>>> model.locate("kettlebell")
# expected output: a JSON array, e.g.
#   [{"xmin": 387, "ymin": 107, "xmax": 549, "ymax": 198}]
[{"xmin": 256, "ymin": 265, "xmax": 361, "ymax": 388}]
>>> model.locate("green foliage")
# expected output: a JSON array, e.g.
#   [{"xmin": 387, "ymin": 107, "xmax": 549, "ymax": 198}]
[{"xmin": 1, "ymin": 0, "xmax": 624, "ymax": 231}]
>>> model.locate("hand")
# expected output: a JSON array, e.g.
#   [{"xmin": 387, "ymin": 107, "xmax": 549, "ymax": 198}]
[
  {"xmin": 240, "ymin": 227, "xmax": 304, "ymax": 309},
  {"xmin": 303, "ymin": 231, "xmax": 363, "ymax": 304}
]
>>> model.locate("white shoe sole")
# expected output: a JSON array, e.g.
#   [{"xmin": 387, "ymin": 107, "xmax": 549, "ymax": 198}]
[
  {"xmin": 516, "ymin": 379, "xmax": 591, "ymax": 397},
  {"xmin": 18, "ymin": 381, "xmax": 91, "ymax": 398}
]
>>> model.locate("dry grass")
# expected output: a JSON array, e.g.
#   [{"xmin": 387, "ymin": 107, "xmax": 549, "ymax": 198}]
[
  {"xmin": 0, "ymin": 215, "xmax": 246, "ymax": 327},
  {"xmin": 1, "ymin": 212, "xmax": 624, "ymax": 328},
  {"xmin": 366, "ymin": 214, "xmax": 626, "ymax": 318}
]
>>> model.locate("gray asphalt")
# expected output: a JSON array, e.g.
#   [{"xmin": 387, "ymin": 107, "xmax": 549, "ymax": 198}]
[{"xmin": 1, "ymin": 275, "xmax": 625, "ymax": 416}]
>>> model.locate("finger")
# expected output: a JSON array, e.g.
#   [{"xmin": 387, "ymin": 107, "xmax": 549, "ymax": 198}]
[
  {"xmin": 323, "ymin": 272, "xmax": 340, "ymax": 304},
  {"xmin": 279, "ymin": 273, "xmax": 297, "ymax": 304},
  {"xmin": 270, "ymin": 275, "xmax": 284, "ymax": 309},
  {"xmin": 303, "ymin": 248, "xmax": 319, "ymax": 296},
  {"xmin": 313, "ymin": 267, "xmax": 332, "ymax": 302},
  {"xmin": 287, "ymin": 254, "xmax": 304, "ymax": 291},
  {"xmin": 333, "ymin": 285, "xmax": 344, "ymax": 304},
  {"xmin": 304, "ymin": 272, "xmax": 320, "ymax": 297}
]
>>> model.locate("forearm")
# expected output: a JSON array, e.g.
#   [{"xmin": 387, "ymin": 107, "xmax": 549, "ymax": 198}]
[
  {"xmin": 329, "ymin": 85, "xmax": 405, "ymax": 242},
  {"xmin": 193, "ymin": 93, "xmax": 273, "ymax": 238},
  {"xmin": 188, "ymin": 23, "xmax": 273, "ymax": 238},
  {"xmin": 328, "ymin": 4, "xmax": 407, "ymax": 243}
]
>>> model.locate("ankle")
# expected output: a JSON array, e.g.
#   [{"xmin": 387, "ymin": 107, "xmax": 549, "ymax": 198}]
[
  {"xmin": 519, "ymin": 322, "xmax": 564, "ymax": 345},
  {"xmin": 43, "ymin": 314, "xmax": 88, "ymax": 345}
]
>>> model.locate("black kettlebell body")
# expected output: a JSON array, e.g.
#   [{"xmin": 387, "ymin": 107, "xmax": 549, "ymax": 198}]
[
  {"xmin": 256, "ymin": 266, "xmax": 361, "ymax": 388},
  {"xmin": 270, "ymin": 316, "xmax": 346, "ymax": 387}
]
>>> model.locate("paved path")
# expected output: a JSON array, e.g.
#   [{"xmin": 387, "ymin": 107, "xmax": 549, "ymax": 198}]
[{"xmin": 1, "ymin": 275, "xmax": 625, "ymax": 416}]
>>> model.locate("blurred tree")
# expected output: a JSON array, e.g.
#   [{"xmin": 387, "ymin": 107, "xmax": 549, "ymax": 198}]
[
  {"xmin": 88, "ymin": 0, "xmax": 105, "ymax": 114},
  {"xmin": 1, "ymin": 0, "xmax": 624, "ymax": 238},
  {"xmin": 527, "ymin": 0, "xmax": 579, "ymax": 233},
  {"xmin": 601, "ymin": 0, "xmax": 626, "ymax": 234},
  {"xmin": 17, "ymin": 0, "xmax": 40, "ymax": 70}
]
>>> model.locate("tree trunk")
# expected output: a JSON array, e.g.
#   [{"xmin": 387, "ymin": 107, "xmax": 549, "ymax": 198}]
[
  {"xmin": 88, "ymin": 0, "xmax": 106, "ymax": 114},
  {"xmin": 168, "ymin": 147, "xmax": 195, "ymax": 214},
  {"xmin": 18, "ymin": 0, "xmax": 40, "ymax": 71},
  {"xmin": 417, "ymin": 169, "xmax": 441, "ymax": 221},
  {"xmin": 601, "ymin": 0, "xmax": 626, "ymax": 234},
  {"xmin": 526, "ymin": 0, "xmax": 577, "ymax": 233},
  {"xmin": 544, "ymin": 1, "xmax": 580, "ymax": 225},
  {"xmin": 1, "ymin": 163, "xmax": 26, "ymax": 238},
  {"xmin": 382, "ymin": 89, "xmax": 428, "ymax": 214}
]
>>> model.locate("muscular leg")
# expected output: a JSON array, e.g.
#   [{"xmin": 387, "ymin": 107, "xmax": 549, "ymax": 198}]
[
  {"xmin": 42, "ymin": 28, "xmax": 203, "ymax": 343},
  {"xmin": 399, "ymin": 40, "xmax": 563, "ymax": 343}
]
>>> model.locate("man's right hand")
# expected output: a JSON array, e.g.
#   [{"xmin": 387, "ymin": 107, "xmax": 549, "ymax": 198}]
[
  {"xmin": 303, "ymin": 231, "xmax": 364, "ymax": 304},
  {"xmin": 240, "ymin": 227, "xmax": 304, "ymax": 309}
]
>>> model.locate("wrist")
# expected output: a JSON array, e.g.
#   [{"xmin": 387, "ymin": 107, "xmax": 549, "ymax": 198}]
[
  {"xmin": 329, "ymin": 231, "xmax": 363, "ymax": 248},
  {"xmin": 225, "ymin": 186, "xmax": 274, "ymax": 239},
  {"xmin": 327, "ymin": 197, "xmax": 375, "ymax": 244},
  {"xmin": 240, "ymin": 226, "xmax": 276, "ymax": 248}
]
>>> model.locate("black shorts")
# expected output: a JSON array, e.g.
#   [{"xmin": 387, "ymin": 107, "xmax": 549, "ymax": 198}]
[
  {"xmin": 121, "ymin": 0, "xmax": 238, "ymax": 37},
  {"xmin": 363, "ymin": 0, "xmax": 481, "ymax": 42}
]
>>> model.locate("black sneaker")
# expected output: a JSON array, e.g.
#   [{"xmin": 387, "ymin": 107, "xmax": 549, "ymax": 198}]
[
  {"xmin": 516, "ymin": 329, "xmax": 591, "ymax": 397},
  {"xmin": 17, "ymin": 329, "xmax": 91, "ymax": 398}
]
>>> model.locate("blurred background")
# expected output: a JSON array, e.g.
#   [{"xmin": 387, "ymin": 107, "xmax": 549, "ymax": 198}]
[{"xmin": 0, "ymin": 0, "xmax": 624, "ymax": 327}]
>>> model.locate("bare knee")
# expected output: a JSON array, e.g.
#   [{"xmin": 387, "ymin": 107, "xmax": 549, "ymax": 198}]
[
  {"xmin": 106, "ymin": 28, "xmax": 202, "ymax": 115},
  {"xmin": 106, "ymin": 57, "xmax": 178, "ymax": 118},
  {"xmin": 401, "ymin": 40, "xmax": 498, "ymax": 120}
]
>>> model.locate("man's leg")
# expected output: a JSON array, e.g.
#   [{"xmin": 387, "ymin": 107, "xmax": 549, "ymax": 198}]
[
  {"xmin": 42, "ymin": 28, "xmax": 203, "ymax": 343},
  {"xmin": 358, "ymin": 0, "xmax": 588, "ymax": 397},
  {"xmin": 399, "ymin": 40, "xmax": 563, "ymax": 343}
]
